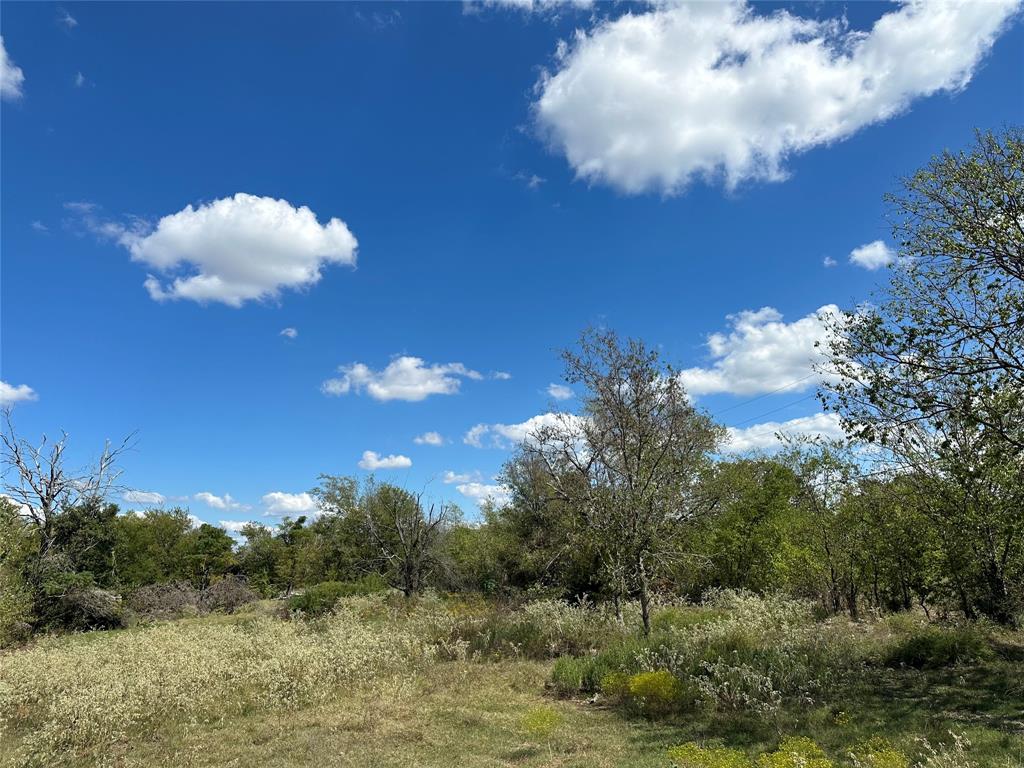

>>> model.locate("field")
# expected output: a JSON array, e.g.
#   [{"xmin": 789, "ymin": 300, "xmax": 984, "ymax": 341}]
[{"xmin": 1, "ymin": 593, "xmax": 1022, "ymax": 768}]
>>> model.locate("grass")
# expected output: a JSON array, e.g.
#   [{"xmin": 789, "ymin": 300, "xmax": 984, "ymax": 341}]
[{"xmin": 1, "ymin": 595, "xmax": 1022, "ymax": 768}]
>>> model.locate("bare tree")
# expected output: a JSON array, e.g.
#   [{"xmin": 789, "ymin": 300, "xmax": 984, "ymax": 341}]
[
  {"xmin": 362, "ymin": 482, "xmax": 456, "ymax": 597},
  {"xmin": 527, "ymin": 330, "xmax": 723, "ymax": 635},
  {"xmin": 1, "ymin": 410, "xmax": 134, "ymax": 556}
]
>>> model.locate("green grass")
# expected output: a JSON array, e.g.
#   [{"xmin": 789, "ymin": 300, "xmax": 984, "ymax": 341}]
[{"xmin": 2, "ymin": 598, "xmax": 1022, "ymax": 768}]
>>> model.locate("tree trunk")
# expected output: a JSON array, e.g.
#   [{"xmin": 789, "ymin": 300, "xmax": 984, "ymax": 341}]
[{"xmin": 637, "ymin": 558, "xmax": 651, "ymax": 637}]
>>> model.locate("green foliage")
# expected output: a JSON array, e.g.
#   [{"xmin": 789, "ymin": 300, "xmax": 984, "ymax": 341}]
[
  {"xmin": 883, "ymin": 625, "xmax": 992, "ymax": 669},
  {"xmin": 288, "ymin": 575, "xmax": 389, "ymax": 617},
  {"xmin": 851, "ymin": 737, "xmax": 911, "ymax": 768},
  {"xmin": 626, "ymin": 670, "xmax": 685, "ymax": 713},
  {"xmin": 668, "ymin": 743, "xmax": 753, "ymax": 768},
  {"xmin": 520, "ymin": 705, "xmax": 563, "ymax": 740},
  {"xmin": 755, "ymin": 737, "xmax": 834, "ymax": 768}
]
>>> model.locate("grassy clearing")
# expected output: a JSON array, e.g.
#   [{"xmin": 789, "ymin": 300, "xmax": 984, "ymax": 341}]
[{"xmin": 1, "ymin": 595, "xmax": 1022, "ymax": 768}]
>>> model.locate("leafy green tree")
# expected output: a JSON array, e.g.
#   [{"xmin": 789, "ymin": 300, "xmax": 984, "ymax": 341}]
[{"xmin": 112, "ymin": 509, "xmax": 195, "ymax": 588}]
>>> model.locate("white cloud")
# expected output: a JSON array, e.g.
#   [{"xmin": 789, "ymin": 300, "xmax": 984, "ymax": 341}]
[
  {"xmin": 1, "ymin": 37, "xmax": 25, "ymax": 101},
  {"xmin": 534, "ymin": 0, "xmax": 1020, "ymax": 194},
  {"xmin": 58, "ymin": 9, "xmax": 78, "ymax": 29},
  {"xmin": 187, "ymin": 514, "xmax": 206, "ymax": 529},
  {"xmin": 358, "ymin": 450, "xmax": 413, "ymax": 470},
  {"xmin": 122, "ymin": 490, "xmax": 165, "ymax": 505},
  {"xmin": 194, "ymin": 491, "xmax": 249, "ymax": 511},
  {"xmin": 679, "ymin": 305, "xmax": 838, "ymax": 396},
  {"xmin": 74, "ymin": 72, "xmax": 85, "ymax": 88},
  {"xmin": 280, "ymin": 327, "xmax": 298, "ymax": 339},
  {"xmin": 262, "ymin": 491, "xmax": 318, "ymax": 516},
  {"xmin": 0, "ymin": 381, "xmax": 37, "ymax": 406},
  {"xmin": 113, "ymin": 193, "xmax": 356, "ymax": 307},
  {"xmin": 726, "ymin": 412, "xmax": 845, "ymax": 452},
  {"xmin": 456, "ymin": 482, "xmax": 512, "ymax": 507},
  {"xmin": 465, "ymin": 412, "xmax": 574, "ymax": 449},
  {"xmin": 443, "ymin": 470, "xmax": 481, "ymax": 484},
  {"xmin": 471, "ymin": 0, "xmax": 593, "ymax": 14},
  {"xmin": 547, "ymin": 383, "xmax": 573, "ymax": 400},
  {"xmin": 849, "ymin": 240, "xmax": 896, "ymax": 270},
  {"xmin": 414, "ymin": 431, "xmax": 445, "ymax": 446},
  {"xmin": 31, "ymin": 221, "xmax": 48, "ymax": 232},
  {"xmin": 322, "ymin": 356, "xmax": 482, "ymax": 402},
  {"xmin": 492, "ymin": 371, "xmax": 513, "ymax": 380},
  {"xmin": 219, "ymin": 520, "xmax": 256, "ymax": 534},
  {"xmin": 823, "ymin": 256, "xmax": 838, "ymax": 268}
]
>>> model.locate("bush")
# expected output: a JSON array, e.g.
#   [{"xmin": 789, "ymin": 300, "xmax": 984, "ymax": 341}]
[
  {"xmin": 626, "ymin": 670, "xmax": 686, "ymax": 714},
  {"xmin": 199, "ymin": 575, "xmax": 257, "ymax": 614},
  {"xmin": 288, "ymin": 575, "xmax": 388, "ymax": 617},
  {"xmin": 126, "ymin": 581, "xmax": 199, "ymax": 620},
  {"xmin": 668, "ymin": 743, "xmax": 752, "ymax": 768},
  {"xmin": 884, "ymin": 625, "xmax": 992, "ymax": 669}
]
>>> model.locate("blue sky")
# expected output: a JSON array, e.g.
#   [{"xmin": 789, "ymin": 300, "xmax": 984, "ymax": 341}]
[{"xmin": 2, "ymin": 1, "xmax": 1022, "ymax": 530}]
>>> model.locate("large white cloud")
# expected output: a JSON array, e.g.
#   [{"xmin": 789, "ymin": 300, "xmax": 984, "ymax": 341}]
[
  {"xmin": 465, "ymin": 412, "xmax": 577, "ymax": 449},
  {"xmin": 849, "ymin": 240, "xmax": 896, "ymax": 270},
  {"xmin": 358, "ymin": 450, "xmax": 413, "ymax": 470},
  {"xmin": 679, "ymin": 305, "xmax": 838, "ymax": 397},
  {"xmin": 112, "ymin": 193, "xmax": 357, "ymax": 307},
  {"xmin": 535, "ymin": 0, "xmax": 1020, "ymax": 194},
  {"xmin": 0, "ymin": 381, "xmax": 37, "ymax": 406},
  {"xmin": 262, "ymin": 491, "xmax": 318, "ymax": 516},
  {"xmin": 726, "ymin": 412, "xmax": 845, "ymax": 452},
  {"xmin": 322, "ymin": 356, "xmax": 482, "ymax": 402},
  {"xmin": 0, "ymin": 37, "xmax": 24, "ymax": 101}
]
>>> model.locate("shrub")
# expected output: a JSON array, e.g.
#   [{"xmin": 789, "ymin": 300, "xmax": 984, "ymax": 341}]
[
  {"xmin": 520, "ymin": 705, "xmax": 563, "ymax": 740},
  {"xmin": 626, "ymin": 670, "xmax": 685, "ymax": 714},
  {"xmin": 288, "ymin": 576, "xmax": 388, "ymax": 617},
  {"xmin": 668, "ymin": 743, "xmax": 752, "ymax": 768},
  {"xmin": 884, "ymin": 625, "xmax": 992, "ymax": 669},
  {"xmin": 653, "ymin": 606, "xmax": 724, "ymax": 633},
  {"xmin": 550, "ymin": 656, "xmax": 589, "ymax": 696},
  {"xmin": 199, "ymin": 575, "xmax": 257, "ymax": 614},
  {"xmin": 851, "ymin": 737, "xmax": 911, "ymax": 768},
  {"xmin": 126, "ymin": 581, "xmax": 200, "ymax": 620},
  {"xmin": 756, "ymin": 737, "xmax": 834, "ymax": 768}
]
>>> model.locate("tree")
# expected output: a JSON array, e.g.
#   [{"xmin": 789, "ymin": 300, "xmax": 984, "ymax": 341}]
[
  {"xmin": 362, "ymin": 481, "xmax": 457, "ymax": 597},
  {"xmin": 527, "ymin": 329, "xmax": 723, "ymax": 635},
  {"xmin": 821, "ymin": 129, "xmax": 1024, "ymax": 624}
]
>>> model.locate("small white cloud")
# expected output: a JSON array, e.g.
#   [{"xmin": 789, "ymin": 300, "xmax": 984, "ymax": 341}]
[
  {"xmin": 74, "ymin": 71, "xmax": 85, "ymax": 87},
  {"xmin": 0, "ymin": 37, "xmax": 25, "ymax": 101},
  {"xmin": 187, "ymin": 514, "xmax": 206, "ymax": 529},
  {"xmin": 456, "ymin": 482, "xmax": 512, "ymax": 507},
  {"xmin": 219, "ymin": 520, "xmax": 256, "ymax": 534},
  {"xmin": 262, "ymin": 491, "xmax": 317, "ymax": 516},
  {"xmin": 280, "ymin": 327, "xmax": 298, "ymax": 339},
  {"xmin": 849, "ymin": 240, "xmax": 896, "ymax": 270},
  {"xmin": 93, "ymin": 193, "xmax": 357, "ymax": 307},
  {"xmin": 58, "ymin": 9, "xmax": 78, "ymax": 29},
  {"xmin": 0, "ymin": 381, "xmax": 37, "ymax": 406},
  {"xmin": 492, "ymin": 371, "xmax": 513, "ymax": 380},
  {"xmin": 726, "ymin": 412, "xmax": 845, "ymax": 452},
  {"xmin": 443, "ymin": 470, "xmax": 481, "ymax": 484},
  {"xmin": 547, "ymin": 383, "xmax": 573, "ymax": 400},
  {"xmin": 194, "ymin": 491, "xmax": 249, "ymax": 511},
  {"xmin": 122, "ymin": 490, "xmax": 165, "ymax": 506},
  {"xmin": 823, "ymin": 256, "xmax": 838, "ymax": 268},
  {"xmin": 322, "ymin": 356, "xmax": 482, "ymax": 402},
  {"xmin": 358, "ymin": 450, "xmax": 413, "ymax": 470},
  {"xmin": 414, "ymin": 431, "xmax": 445, "ymax": 446},
  {"xmin": 534, "ymin": 1, "xmax": 1020, "ymax": 194},
  {"xmin": 31, "ymin": 221, "xmax": 48, "ymax": 232},
  {"xmin": 472, "ymin": 0, "xmax": 593, "ymax": 14},
  {"xmin": 678, "ymin": 305, "xmax": 839, "ymax": 396}
]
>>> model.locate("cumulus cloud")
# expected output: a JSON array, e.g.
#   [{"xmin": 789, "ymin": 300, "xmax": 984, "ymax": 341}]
[
  {"xmin": 456, "ymin": 482, "xmax": 512, "ymax": 507},
  {"xmin": 122, "ymin": 490, "xmax": 165, "ymax": 505},
  {"xmin": 194, "ymin": 491, "xmax": 249, "ymax": 511},
  {"xmin": 1, "ymin": 37, "xmax": 25, "ymax": 101},
  {"xmin": 322, "ymin": 356, "xmax": 482, "ymax": 402},
  {"xmin": 849, "ymin": 240, "xmax": 896, "ymax": 270},
  {"xmin": 358, "ymin": 450, "xmax": 413, "ymax": 470},
  {"xmin": 219, "ymin": 520, "xmax": 263, "ymax": 535},
  {"xmin": 534, "ymin": 0, "xmax": 1020, "ymax": 194},
  {"xmin": 102, "ymin": 193, "xmax": 357, "ymax": 307},
  {"xmin": 0, "ymin": 381, "xmax": 37, "ymax": 406},
  {"xmin": 547, "ymin": 383, "xmax": 573, "ymax": 400},
  {"xmin": 726, "ymin": 412, "xmax": 845, "ymax": 452},
  {"xmin": 492, "ymin": 371, "xmax": 513, "ymax": 380},
  {"xmin": 280, "ymin": 327, "xmax": 298, "ymax": 339},
  {"xmin": 679, "ymin": 305, "xmax": 838, "ymax": 396},
  {"xmin": 465, "ymin": 412, "xmax": 576, "ymax": 449},
  {"xmin": 443, "ymin": 470, "xmax": 481, "ymax": 484},
  {"xmin": 823, "ymin": 256, "xmax": 838, "ymax": 268},
  {"xmin": 414, "ymin": 431, "xmax": 445, "ymax": 446},
  {"xmin": 262, "ymin": 491, "xmax": 318, "ymax": 516}
]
